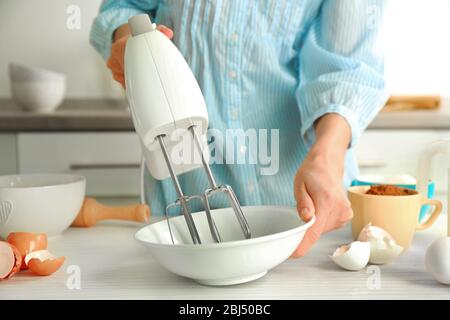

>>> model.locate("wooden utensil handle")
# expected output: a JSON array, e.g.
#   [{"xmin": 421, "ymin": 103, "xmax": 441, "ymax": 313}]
[
  {"xmin": 72, "ymin": 198, "xmax": 150, "ymax": 227},
  {"xmin": 385, "ymin": 95, "xmax": 441, "ymax": 110}
]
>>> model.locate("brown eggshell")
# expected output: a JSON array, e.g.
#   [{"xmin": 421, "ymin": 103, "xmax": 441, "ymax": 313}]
[
  {"xmin": 0, "ymin": 241, "xmax": 22, "ymax": 280},
  {"xmin": 6, "ymin": 232, "xmax": 48, "ymax": 269},
  {"xmin": 27, "ymin": 256, "xmax": 65, "ymax": 276}
]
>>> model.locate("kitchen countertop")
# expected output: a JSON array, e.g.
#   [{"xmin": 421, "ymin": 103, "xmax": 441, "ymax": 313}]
[
  {"xmin": 371, "ymin": 104, "xmax": 450, "ymax": 129},
  {"xmin": 0, "ymin": 98, "xmax": 132, "ymax": 132},
  {"xmin": 1, "ymin": 98, "xmax": 450, "ymax": 132},
  {"xmin": 1, "ymin": 212, "xmax": 449, "ymax": 300}
]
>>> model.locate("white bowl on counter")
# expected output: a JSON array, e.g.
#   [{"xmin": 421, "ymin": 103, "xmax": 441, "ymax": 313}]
[
  {"xmin": 0, "ymin": 174, "xmax": 85, "ymax": 239},
  {"xmin": 135, "ymin": 206, "xmax": 314, "ymax": 286},
  {"xmin": 9, "ymin": 63, "xmax": 66, "ymax": 113}
]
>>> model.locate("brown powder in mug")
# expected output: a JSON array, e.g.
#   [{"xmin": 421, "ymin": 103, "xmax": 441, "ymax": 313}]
[{"xmin": 366, "ymin": 184, "xmax": 417, "ymax": 196}]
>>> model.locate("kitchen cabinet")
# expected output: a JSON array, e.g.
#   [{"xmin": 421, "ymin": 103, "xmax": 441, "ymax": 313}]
[
  {"xmin": 17, "ymin": 132, "xmax": 142, "ymax": 197},
  {"xmin": 1, "ymin": 128, "xmax": 449, "ymax": 197},
  {"xmin": 355, "ymin": 130, "xmax": 450, "ymax": 193},
  {"xmin": 0, "ymin": 134, "xmax": 17, "ymax": 175}
]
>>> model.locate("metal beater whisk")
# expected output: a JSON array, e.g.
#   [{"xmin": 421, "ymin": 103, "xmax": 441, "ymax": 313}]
[{"xmin": 157, "ymin": 125, "xmax": 251, "ymax": 244}]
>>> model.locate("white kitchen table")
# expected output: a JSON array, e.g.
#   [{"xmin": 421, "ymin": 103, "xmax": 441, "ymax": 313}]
[{"xmin": 1, "ymin": 210, "xmax": 449, "ymax": 300}]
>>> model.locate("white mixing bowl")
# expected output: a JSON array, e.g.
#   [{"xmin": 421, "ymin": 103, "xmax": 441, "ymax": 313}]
[
  {"xmin": 135, "ymin": 206, "xmax": 314, "ymax": 286},
  {"xmin": 0, "ymin": 174, "xmax": 85, "ymax": 239}
]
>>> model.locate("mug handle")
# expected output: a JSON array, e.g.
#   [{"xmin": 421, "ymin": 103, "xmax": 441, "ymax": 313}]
[{"xmin": 416, "ymin": 198, "xmax": 442, "ymax": 231}]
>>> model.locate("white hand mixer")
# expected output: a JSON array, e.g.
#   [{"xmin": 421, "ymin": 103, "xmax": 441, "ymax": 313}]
[{"xmin": 124, "ymin": 14, "xmax": 251, "ymax": 244}]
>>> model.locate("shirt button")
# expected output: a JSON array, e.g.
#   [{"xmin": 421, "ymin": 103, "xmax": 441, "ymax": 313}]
[
  {"xmin": 239, "ymin": 145, "xmax": 247, "ymax": 153},
  {"xmin": 229, "ymin": 70, "xmax": 237, "ymax": 79},
  {"xmin": 247, "ymin": 183, "xmax": 255, "ymax": 193},
  {"xmin": 230, "ymin": 33, "xmax": 239, "ymax": 43},
  {"xmin": 230, "ymin": 108, "xmax": 239, "ymax": 120}
]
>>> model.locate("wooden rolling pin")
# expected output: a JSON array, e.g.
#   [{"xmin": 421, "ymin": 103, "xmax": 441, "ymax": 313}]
[
  {"xmin": 71, "ymin": 197, "xmax": 150, "ymax": 227},
  {"xmin": 384, "ymin": 95, "xmax": 441, "ymax": 111}
]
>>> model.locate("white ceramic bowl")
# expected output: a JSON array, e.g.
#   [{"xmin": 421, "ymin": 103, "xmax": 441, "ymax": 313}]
[
  {"xmin": 9, "ymin": 63, "xmax": 66, "ymax": 113},
  {"xmin": 0, "ymin": 174, "xmax": 85, "ymax": 239},
  {"xmin": 135, "ymin": 206, "xmax": 314, "ymax": 286},
  {"xmin": 10, "ymin": 81, "xmax": 66, "ymax": 113},
  {"xmin": 9, "ymin": 63, "xmax": 66, "ymax": 82}
]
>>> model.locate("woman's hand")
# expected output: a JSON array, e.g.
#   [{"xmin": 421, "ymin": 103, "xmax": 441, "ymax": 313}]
[
  {"xmin": 107, "ymin": 23, "xmax": 173, "ymax": 88},
  {"xmin": 292, "ymin": 114, "xmax": 354, "ymax": 257}
]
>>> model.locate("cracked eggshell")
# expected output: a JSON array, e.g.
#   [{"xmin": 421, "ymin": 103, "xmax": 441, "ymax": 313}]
[
  {"xmin": 25, "ymin": 250, "xmax": 65, "ymax": 276},
  {"xmin": 0, "ymin": 241, "xmax": 22, "ymax": 280},
  {"xmin": 357, "ymin": 223, "xmax": 403, "ymax": 265},
  {"xmin": 330, "ymin": 241, "xmax": 371, "ymax": 271},
  {"xmin": 6, "ymin": 232, "xmax": 48, "ymax": 269}
]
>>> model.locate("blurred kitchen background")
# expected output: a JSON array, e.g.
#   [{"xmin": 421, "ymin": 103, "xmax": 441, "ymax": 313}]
[{"xmin": 1, "ymin": 0, "xmax": 450, "ymax": 206}]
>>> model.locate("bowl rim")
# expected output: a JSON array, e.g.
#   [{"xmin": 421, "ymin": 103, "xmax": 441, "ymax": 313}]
[
  {"xmin": 348, "ymin": 185, "xmax": 421, "ymax": 199},
  {"xmin": 135, "ymin": 205, "xmax": 315, "ymax": 249},
  {"xmin": 9, "ymin": 63, "xmax": 66, "ymax": 81},
  {"xmin": 0, "ymin": 173, "xmax": 86, "ymax": 190},
  {"xmin": 353, "ymin": 174, "xmax": 417, "ymax": 185}
]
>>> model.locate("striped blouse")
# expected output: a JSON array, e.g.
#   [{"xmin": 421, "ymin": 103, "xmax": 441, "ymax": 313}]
[{"xmin": 90, "ymin": 0, "xmax": 388, "ymax": 215}]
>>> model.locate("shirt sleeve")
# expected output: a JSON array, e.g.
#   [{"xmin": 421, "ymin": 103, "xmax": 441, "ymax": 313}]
[
  {"xmin": 90, "ymin": 0, "xmax": 160, "ymax": 60},
  {"xmin": 296, "ymin": 0, "xmax": 389, "ymax": 148}
]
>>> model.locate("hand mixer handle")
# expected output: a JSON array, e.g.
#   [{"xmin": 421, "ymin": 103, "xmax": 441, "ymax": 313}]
[{"xmin": 125, "ymin": 14, "xmax": 209, "ymax": 180}]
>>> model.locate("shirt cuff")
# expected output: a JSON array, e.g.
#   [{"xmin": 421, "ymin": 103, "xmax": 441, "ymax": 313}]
[
  {"xmin": 90, "ymin": 7, "xmax": 145, "ymax": 60},
  {"xmin": 300, "ymin": 104, "xmax": 363, "ymax": 149}
]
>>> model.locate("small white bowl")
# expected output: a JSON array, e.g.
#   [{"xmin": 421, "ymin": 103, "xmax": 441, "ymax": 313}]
[
  {"xmin": 0, "ymin": 174, "xmax": 85, "ymax": 238},
  {"xmin": 135, "ymin": 206, "xmax": 314, "ymax": 286},
  {"xmin": 9, "ymin": 63, "xmax": 66, "ymax": 113},
  {"xmin": 9, "ymin": 63, "xmax": 66, "ymax": 82},
  {"xmin": 10, "ymin": 81, "xmax": 66, "ymax": 113}
]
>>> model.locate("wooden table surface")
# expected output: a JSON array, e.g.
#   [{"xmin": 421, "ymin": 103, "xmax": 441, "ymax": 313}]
[{"xmin": 1, "ymin": 209, "xmax": 449, "ymax": 300}]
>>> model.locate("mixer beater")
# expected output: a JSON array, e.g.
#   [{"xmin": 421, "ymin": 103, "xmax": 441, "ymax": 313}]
[{"xmin": 158, "ymin": 125, "xmax": 251, "ymax": 244}]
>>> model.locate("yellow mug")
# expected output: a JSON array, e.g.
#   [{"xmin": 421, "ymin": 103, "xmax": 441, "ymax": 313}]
[{"xmin": 348, "ymin": 186, "xmax": 442, "ymax": 248}]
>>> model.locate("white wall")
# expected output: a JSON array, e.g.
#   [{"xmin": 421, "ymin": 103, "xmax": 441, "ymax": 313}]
[
  {"xmin": 0, "ymin": 0, "xmax": 449, "ymax": 99},
  {"xmin": 383, "ymin": 0, "xmax": 450, "ymax": 96},
  {"xmin": 0, "ymin": 0, "xmax": 123, "ymax": 98}
]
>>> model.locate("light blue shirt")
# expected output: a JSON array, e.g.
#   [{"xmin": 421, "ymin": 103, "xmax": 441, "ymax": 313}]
[{"xmin": 91, "ymin": 0, "xmax": 388, "ymax": 215}]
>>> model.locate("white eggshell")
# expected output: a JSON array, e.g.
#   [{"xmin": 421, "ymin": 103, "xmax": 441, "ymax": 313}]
[
  {"xmin": 330, "ymin": 241, "xmax": 371, "ymax": 271},
  {"xmin": 425, "ymin": 237, "xmax": 450, "ymax": 285},
  {"xmin": 357, "ymin": 223, "xmax": 390, "ymax": 242},
  {"xmin": 24, "ymin": 249, "xmax": 56, "ymax": 266},
  {"xmin": 357, "ymin": 223, "xmax": 404, "ymax": 265}
]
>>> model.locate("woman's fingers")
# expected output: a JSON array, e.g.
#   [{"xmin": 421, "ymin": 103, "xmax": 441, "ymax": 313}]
[
  {"xmin": 291, "ymin": 209, "xmax": 327, "ymax": 258},
  {"xmin": 106, "ymin": 55, "xmax": 120, "ymax": 72},
  {"xmin": 106, "ymin": 24, "xmax": 173, "ymax": 88},
  {"xmin": 107, "ymin": 56, "xmax": 125, "ymax": 88},
  {"xmin": 107, "ymin": 35, "xmax": 128, "ymax": 88},
  {"xmin": 156, "ymin": 25, "xmax": 174, "ymax": 39},
  {"xmin": 323, "ymin": 204, "xmax": 353, "ymax": 233},
  {"xmin": 295, "ymin": 182, "xmax": 315, "ymax": 221},
  {"xmin": 113, "ymin": 73, "xmax": 125, "ymax": 88},
  {"xmin": 292, "ymin": 183, "xmax": 350, "ymax": 258}
]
